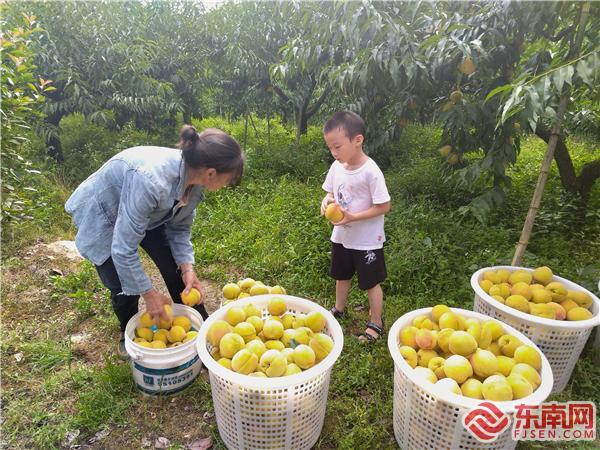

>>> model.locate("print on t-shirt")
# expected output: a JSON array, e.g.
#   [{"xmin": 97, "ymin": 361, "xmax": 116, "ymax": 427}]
[{"xmin": 336, "ymin": 183, "xmax": 352, "ymax": 210}]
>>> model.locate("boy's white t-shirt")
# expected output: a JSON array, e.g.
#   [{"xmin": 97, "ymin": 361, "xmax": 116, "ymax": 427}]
[{"xmin": 322, "ymin": 157, "xmax": 390, "ymax": 250}]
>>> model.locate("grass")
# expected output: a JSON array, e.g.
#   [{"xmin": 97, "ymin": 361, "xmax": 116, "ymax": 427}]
[{"xmin": 1, "ymin": 122, "xmax": 599, "ymax": 449}]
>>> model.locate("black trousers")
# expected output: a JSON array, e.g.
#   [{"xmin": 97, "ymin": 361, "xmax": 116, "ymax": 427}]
[{"xmin": 95, "ymin": 225, "xmax": 208, "ymax": 331}]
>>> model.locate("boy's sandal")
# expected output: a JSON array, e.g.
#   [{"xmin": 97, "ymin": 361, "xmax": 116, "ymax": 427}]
[
  {"xmin": 330, "ymin": 307, "xmax": 346, "ymax": 319},
  {"xmin": 356, "ymin": 322, "xmax": 385, "ymax": 343}
]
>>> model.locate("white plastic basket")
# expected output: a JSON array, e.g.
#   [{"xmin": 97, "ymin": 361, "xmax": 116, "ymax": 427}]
[
  {"xmin": 124, "ymin": 303, "xmax": 204, "ymax": 396},
  {"xmin": 196, "ymin": 294, "xmax": 344, "ymax": 450},
  {"xmin": 471, "ymin": 266, "xmax": 600, "ymax": 393},
  {"xmin": 388, "ymin": 307, "xmax": 553, "ymax": 450}
]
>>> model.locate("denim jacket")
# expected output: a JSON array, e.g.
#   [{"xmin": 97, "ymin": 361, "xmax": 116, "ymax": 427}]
[{"xmin": 65, "ymin": 146, "xmax": 204, "ymax": 295}]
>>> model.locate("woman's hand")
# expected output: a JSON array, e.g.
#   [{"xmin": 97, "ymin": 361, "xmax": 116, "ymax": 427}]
[
  {"xmin": 181, "ymin": 265, "xmax": 203, "ymax": 302},
  {"xmin": 320, "ymin": 193, "xmax": 334, "ymax": 215},
  {"xmin": 142, "ymin": 288, "xmax": 172, "ymax": 323}
]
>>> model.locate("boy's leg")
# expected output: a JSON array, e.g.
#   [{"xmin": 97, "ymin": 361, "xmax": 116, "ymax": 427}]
[
  {"xmin": 335, "ymin": 279, "xmax": 352, "ymax": 312},
  {"xmin": 354, "ymin": 248, "xmax": 387, "ymax": 339},
  {"xmin": 141, "ymin": 226, "xmax": 209, "ymax": 319},
  {"xmin": 329, "ymin": 243, "xmax": 355, "ymax": 313},
  {"xmin": 365, "ymin": 284, "xmax": 384, "ymax": 338}
]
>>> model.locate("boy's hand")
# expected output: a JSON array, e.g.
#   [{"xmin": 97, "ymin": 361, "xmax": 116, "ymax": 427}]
[
  {"xmin": 331, "ymin": 207, "xmax": 354, "ymax": 225},
  {"xmin": 320, "ymin": 194, "xmax": 334, "ymax": 215}
]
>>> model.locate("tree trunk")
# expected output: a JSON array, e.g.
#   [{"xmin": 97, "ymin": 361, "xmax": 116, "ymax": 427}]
[
  {"xmin": 535, "ymin": 123, "xmax": 600, "ymax": 202},
  {"xmin": 535, "ymin": 124, "xmax": 578, "ymax": 194},
  {"xmin": 578, "ymin": 158, "xmax": 600, "ymax": 202},
  {"xmin": 45, "ymin": 111, "xmax": 64, "ymax": 164},
  {"xmin": 295, "ymin": 104, "xmax": 308, "ymax": 144},
  {"xmin": 114, "ymin": 108, "xmax": 130, "ymax": 129},
  {"xmin": 183, "ymin": 108, "xmax": 192, "ymax": 126},
  {"xmin": 243, "ymin": 110, "xmax": 249, "ymax": 151}
]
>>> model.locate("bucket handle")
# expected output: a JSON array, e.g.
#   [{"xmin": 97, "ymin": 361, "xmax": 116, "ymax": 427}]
[{"xmin": 130, "ymin": 350, "xmax": 144, "ymax": 361}]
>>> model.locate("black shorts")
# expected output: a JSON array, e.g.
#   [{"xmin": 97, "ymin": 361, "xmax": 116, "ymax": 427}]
[{"xmin": 329, "ymin": 242, "xmax": 387, "ymax": 290}]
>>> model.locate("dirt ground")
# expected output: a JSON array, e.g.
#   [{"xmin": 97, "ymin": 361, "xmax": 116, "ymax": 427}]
[{"xmin": 1, "ymin": 240, "xmax": 224, "ymax": 449}]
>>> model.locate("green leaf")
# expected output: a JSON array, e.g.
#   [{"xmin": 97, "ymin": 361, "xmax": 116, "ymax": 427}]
[{"xmin": 485, "ymin": 84, "xmax": 513, "ymax": 102}]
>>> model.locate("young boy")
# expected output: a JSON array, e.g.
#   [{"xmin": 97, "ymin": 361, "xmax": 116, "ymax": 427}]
[{"xmin": 320, "ymin": 111, "xmax": 391, "ymax": 342}]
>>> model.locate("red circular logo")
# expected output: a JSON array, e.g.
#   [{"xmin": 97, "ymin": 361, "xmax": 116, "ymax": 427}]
[{"xmin": 463, "ymin": 401, "xmax": 511, "ymax": 442}]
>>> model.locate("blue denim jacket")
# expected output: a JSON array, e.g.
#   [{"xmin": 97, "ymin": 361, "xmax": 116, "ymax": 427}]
[{"xmin": 65, "ymin": 146, "xmax": 204, "ymax": 295}]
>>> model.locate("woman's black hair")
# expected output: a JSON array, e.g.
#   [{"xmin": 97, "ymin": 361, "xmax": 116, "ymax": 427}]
[{"xmin": 176, "ymin": 125, "xmax": 244, "ymax": 186}]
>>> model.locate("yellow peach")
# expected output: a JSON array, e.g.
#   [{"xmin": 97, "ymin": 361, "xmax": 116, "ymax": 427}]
[
  {"xmin": 443, "ymin": 354, "xmax": 473, "ymax": 383},
  {"xmin": 233, "ymin": 322, "xmax": 257, "ymax": 343},
  {"xmin": 482, "ymin": 375, "xmax": 513, "ymax": 401},
  {"xmin": 225, "ymin": 306, "xmax": 246, "ymax": 326},
  {"xmin": 498, "ymin": 334, "xmax": 521, "ymax": 357},
  {"xmin": 513, "ymin": 345, "xmax": 542, "ymax": 371},
  {"xmin": 400, "ymin": 346, "xmax": 418, "ymax": 368},
  {"xmin": 262, "ymin": 319, "xmax": 284, "ymax": 340},
  {"xmin": 461, "ymin": 378, "xmax": 483, "ymax": 399},
  {"xmin": 309, "ymin": 333, "xmax": 334, "ymax": 361},
  {"xmin": 293, "ymin": 344, "xmax": 316, "ymax": 369},
  {"xmin": 414, "ymin": 366, "xmax": 437, "ymax": 384},
  {"xmin": 448, "ymin": 331, "xmax": 478, "ymax": 356},
  {"xmin": 511, "ymin": 363, "xmax": 541, "ymax": 390},
  {"xmin": 231, "ymin": 349, "xmax": 258, "ymax": 374},
  {"xmin": 566, "ymin": 307, "xmax": 593, "ymax": 321},
  {"xmin": 267, "ymin": 297, "xmax": 287, "ymax": 316},
  {"xmin": 259, "ymin": 349, "xmax": 287, "ymax": 377},
  {"xmin": 431, "ymin": 305, "xmax": 451, "ymax": 323},
  {"xmin": 222, "ymin": 283, "xmax": 241, "ymax": 300},
  {"xmin": 507, "ymin": 373, "xmax": 533, "ymax": 399},
  {"xmin": 207, "ymin": 320, "xmax": 233, "ymax": 347},
  {"xmin": 305, "ymin": 311, "xmax": 326, "ymax": 333},
  {"xmin": 219, "ymin": 332, "xmax": 246, "ymax": 359},
  {"xmin": 245, "ymin": 339, "xmax": 267, "ymax": 359},
  {"xmin": 508, "ymin": 270, "xmax": 532, "ymax": 285},
  {"xmin": 532, "ymin": 266, "xmax": 553, "ymax": 285}
]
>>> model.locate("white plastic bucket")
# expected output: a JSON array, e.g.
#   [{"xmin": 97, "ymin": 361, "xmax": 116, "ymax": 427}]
[
  {"xmin": 471, "ymin": 266, "xmax": 600, "ymax": 393},
  {"xmin": 196, "ymin": 294, "xmax": 344, "ymax": 450},
  {"xmin": 388, "ymin": 307, "xmax": 553, "ymax": 450},
  {"xmin": 125, "ymin": 303, "xmax": 204, "ymax": 396}
]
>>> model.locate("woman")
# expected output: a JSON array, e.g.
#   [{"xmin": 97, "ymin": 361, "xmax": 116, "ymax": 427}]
[{"xmin": 65, "ymin": 125, "xmax": 244, "ymax": 357}]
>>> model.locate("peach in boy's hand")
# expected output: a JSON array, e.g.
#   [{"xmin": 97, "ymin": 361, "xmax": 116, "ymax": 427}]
[{"xmin": 324, "ymin": 203, "xmax": 344, "ymax": 223}]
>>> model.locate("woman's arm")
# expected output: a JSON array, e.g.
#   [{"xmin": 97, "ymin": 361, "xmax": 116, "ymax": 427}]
[{"xmin": 111, "ymin": 170, "xmax": 171, "ymax": 321}]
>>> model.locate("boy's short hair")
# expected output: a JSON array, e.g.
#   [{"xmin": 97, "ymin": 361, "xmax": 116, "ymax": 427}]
[{"xmin": 323, "ymin": 111, "xmax": 365, "ymax": 140}]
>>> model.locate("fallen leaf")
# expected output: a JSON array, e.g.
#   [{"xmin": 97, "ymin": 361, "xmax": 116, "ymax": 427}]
[
  {"xmin": 154, "ymin": 436, "xmax": 170, "ymax": 449},
  {"xmin": 187, "ymin": 437, "xmax": 213, "ymax": 450},
  {"xmin": 62, "ymin": 430, "xmax": 80, "ymax": 447},
  {"xmin": 88, "ymin": 428, "xmax": 109, "ymax": 443}
]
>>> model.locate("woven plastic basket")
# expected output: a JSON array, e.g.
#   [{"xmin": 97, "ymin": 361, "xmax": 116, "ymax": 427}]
[
  {"xmin": 471, "ymin": 266, "xmax": 600, "ymax": 393},
  {"xmin": 388, "ymin": 307, "xmax": 553, "ymax": 450},
  {"xmin": 196, "ymin": 294, "xmax": 344, "ymax": 450}
]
